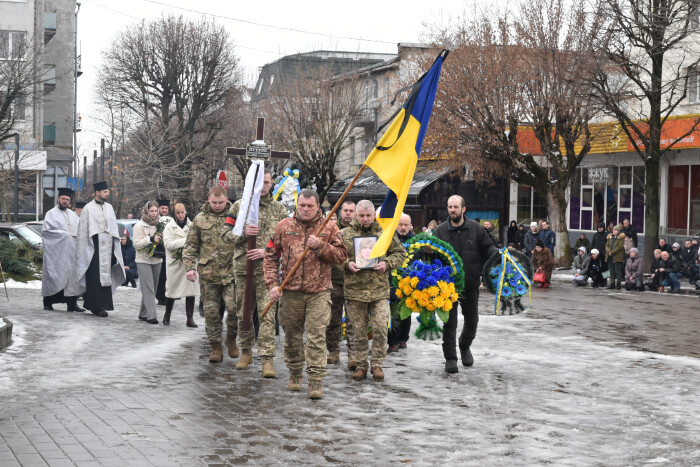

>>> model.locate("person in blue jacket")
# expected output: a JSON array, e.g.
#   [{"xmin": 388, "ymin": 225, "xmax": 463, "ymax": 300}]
[
  {"xmin": 538, "ymin": 220, "xmax": 556, "ymax": 254},
  {"xmin": 120, "ymin": 234, "xmax": 138, "ymax": 287}
]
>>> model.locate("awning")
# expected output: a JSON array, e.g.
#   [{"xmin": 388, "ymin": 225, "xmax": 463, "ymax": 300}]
[{"xmin": 327, "ymin": 165, "xmax": 449, "ymax": 209}]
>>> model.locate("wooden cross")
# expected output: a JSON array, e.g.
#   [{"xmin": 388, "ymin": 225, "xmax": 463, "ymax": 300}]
[
  {"xmin": 226, "ymin": 117, "xmax": 291, "ymax": 162},
  {"xmin": 226, "ymin": 117, "xmax": 291, "ymax": 333}
]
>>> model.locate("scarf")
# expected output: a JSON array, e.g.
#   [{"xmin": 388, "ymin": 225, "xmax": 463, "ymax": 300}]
[
  {"xmin": 176, "ymin": 218, "xmax": 187, "ymax": 229},
  {"xmin": 140, "ymin": 204, "xmax": 159, "ymax": 226}
]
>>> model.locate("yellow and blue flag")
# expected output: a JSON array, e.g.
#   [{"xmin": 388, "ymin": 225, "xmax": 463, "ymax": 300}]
[{"xmin": 364, "ymin": 49, "xmax": 448, "ymax": 258}]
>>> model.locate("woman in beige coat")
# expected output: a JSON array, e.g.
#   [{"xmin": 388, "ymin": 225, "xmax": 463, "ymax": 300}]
[
  {"xmin": 163, "ymin": 203, "xmax": 200, "ymax": 327},
  {"xmin": 133, "ymin": 201, "xmax": 163, "ymax": 324}
]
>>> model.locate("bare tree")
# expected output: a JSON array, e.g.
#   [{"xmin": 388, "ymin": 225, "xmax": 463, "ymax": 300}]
[
  {"xmin": 589, "ymin": 0, "xmax": 700, "ymax": 265},
  {"xmin": 426, "ymin": 0, "xmax": 602, "ymax": 265},
  {"xmin": 260, "ymin": 61, "xmax": 365, "ymax": 203},
  {"xmin": 94, "ymin": 15, "xmax": 242, "ymax": 208}
]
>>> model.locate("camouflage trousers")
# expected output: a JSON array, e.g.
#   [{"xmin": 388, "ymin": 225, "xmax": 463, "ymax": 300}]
[
  {"xmin": 202, "ymin": 281, "xmax": 237, "ymax": 344},
  {"xmin": 235, "ymin": 274, "xmax": 276, "ymax": 358},
  {"xmin": 279, "ymin": 290, "xmax": 331, "ymax": 381},
  {"xmin": 345, "ymin": 299, "xmax": 390, "ymax": 370},
  {"xmin": 326, "ymin": 283, "xmax": 354, "ymax": 355}
]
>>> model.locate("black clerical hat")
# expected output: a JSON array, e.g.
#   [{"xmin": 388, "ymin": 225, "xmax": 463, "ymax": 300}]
[
  {"xmin": 75, "ymin": 201, "xmax": 87, "ymax": 209},
  {"xmin": 57, "ymin": 187, "xmax": 74, "ymax": 197},
  {"xmin": 93, "ymin": 181, "xmax": 108, "ymax": 191},
  {"xmin": 157, "ymin": 199, "xmax": 170, "ymax": 207}
]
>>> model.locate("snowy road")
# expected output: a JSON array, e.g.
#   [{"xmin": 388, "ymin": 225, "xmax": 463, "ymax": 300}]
[{"xmin": 0, "ymin": 284, "xmax": 698, "ymax": 465}]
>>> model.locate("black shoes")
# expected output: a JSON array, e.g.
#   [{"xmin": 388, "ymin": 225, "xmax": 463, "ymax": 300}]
[
  {"xmin": 43, "ymin": 305, "xmax": 54, "ymax": 311},
  {"xmin": 445, "ymin": 360, "xmax": 459, "ymax": 373},
  {"xmin": 146, "ymin": 319, "xmax": 159, "ymax": 324},
  {"xmin": 460, "ymin": 347, "xmax": 474, "ymax": 367},
  {"xmin": 67, "ymin": 305, "xmax": 85, "ymax": 312},
  {"xmin": 91, "ymin": 310, "xmax": 108, "ymax": 317},
  {"xmin": 139, "ymin": 316, "xmax": 147, "ymax": 321}
]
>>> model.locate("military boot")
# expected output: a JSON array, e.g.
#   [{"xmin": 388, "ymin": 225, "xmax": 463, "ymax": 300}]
[
  {"xmin": 236, "ymin": 349, "xmax": 253, "ymax": 370},
  {"xmin": 262, "ymin": 358, "xmax": 276, "ymax": 378},
  {"xmin": 226, "ymin": 334, "xmax": 239, "ymax": 358},
  {"xmin": 371, "ymin": 367, "xmax": 384, "ymax": 382},
  {"xmin": 209, "ymin": 342, "xmax": 223, "ymax": 363},
  {"xmin": 326, "ymin": 353, "xmax": 340, "ymax": 365},
  {"xmin": 288, "ymin": 371, "xmax": 302, "ymax": 391},
  {"xmin": 308, "ymin": 380, "xmax": 323, "ymax": 400},
  {"xmin": 348, "ymin": 357, "xmax": 358, "ymax": 372},
  {"xmin": 352, "ymin": 367, "xmax": 367, "ymax": 381}
]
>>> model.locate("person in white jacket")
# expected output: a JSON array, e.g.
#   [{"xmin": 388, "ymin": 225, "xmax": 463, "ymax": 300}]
[
  {"xmin": 133, "ymin": 201, "xmax": 163, "ymax": 324},
  {"xmin": 163, "ymin": 203, "xmax": 200, "ymax": 327}
]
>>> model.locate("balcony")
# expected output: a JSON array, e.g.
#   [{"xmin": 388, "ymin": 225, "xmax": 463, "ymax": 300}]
[
  {"xmin": 353, "ymin": 109, "xmax": 376, "ymax": 128},
  {"xmin": 43, "ymin": 124, "xmax": 56, "ymax": 146},
  {"xmin": 44, "ymin": 12, "xmax": 56, "ymax": 44},
  {"xmin": 77, "ymin": 55, "xmax": 83, "ymax": 77}
]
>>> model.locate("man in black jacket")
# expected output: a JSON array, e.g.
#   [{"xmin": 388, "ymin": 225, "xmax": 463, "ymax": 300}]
[
  {"xmin": 591, "ymin": 223, "xmax": 608, "ymax": 255},
  {"xmin": 658, "ymin": 251, "xmax": 682, "ymax": 293},
  {"xmin": 621, "ymin": 218, "xmax": 638, "ymax": 247},
  {"xmin": 433, "ymin": 195, "xmax": 498, "ymax": 373},
  {"xmin": 387, "ymin": 213, "xmax": 415, "ymax": 353}
]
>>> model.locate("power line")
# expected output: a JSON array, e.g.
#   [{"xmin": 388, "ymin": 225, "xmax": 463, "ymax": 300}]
[
  {"xmin": 144, "ymin": 0, "xmax": 396, "ymax": 45},
  {"xmin": 84, "ymin": 0, "xmax": 142, "ymax": 20}
]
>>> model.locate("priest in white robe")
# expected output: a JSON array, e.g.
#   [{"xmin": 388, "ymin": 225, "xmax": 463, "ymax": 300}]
[
  {"xmin": 74, "ymin": 181, "xmax": 125, "ymax": 317},
  {"xmin": 42, "ymin": 187, "xmax": 84, "ymax": 312}
]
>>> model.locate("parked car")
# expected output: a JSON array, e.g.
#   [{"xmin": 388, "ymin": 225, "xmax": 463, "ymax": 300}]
[
  {"xmin": 0, "ymin": 223, "xmax": 43, "ymax": 250},
  {"xmin": 116, "ymin": 219, "xmax": 138, "ymax": 239},
  {"xmin": 26, "ymin": 221, "xmax": 43, "ymax": 236}
]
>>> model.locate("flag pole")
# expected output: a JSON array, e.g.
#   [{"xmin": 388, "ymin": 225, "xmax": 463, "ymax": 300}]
[{"xmin": 260, "ymin": 164, "xmax": 368, "ymax": 318}]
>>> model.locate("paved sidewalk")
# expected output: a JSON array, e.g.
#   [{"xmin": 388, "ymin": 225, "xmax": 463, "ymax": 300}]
[{"xmin": 1, "ymin": 285, "xmax": 699, "ymax": 465}]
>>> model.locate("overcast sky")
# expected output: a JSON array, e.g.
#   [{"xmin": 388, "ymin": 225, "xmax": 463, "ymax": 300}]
[{"xmin": 76, "ymin": 0, "xmax": 471, "ymax": 155}]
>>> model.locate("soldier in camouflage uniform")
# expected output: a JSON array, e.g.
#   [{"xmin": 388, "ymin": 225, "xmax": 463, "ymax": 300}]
[
  {"xmin": 183, "ymin": 186, "xmax": 238, "ymax": 363},
  {"xmin": 342, "ymin": 200, "xmax": 405, "ymax": 382},
  {"xmin": 222, "ymin": 169, "xmax": 287, "ymax": 377},
  {"xmin": 264, "ymin": 190, "xmax": 347, "ymax": 399},
  {"xmin": 327, "ymin": 201, "xmax": 356, "ymax": 368}
]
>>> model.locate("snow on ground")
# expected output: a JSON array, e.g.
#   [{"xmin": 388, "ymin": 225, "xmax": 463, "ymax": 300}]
[{"xmin": 2, "ymin": 279, "xmax": 42, "ymax": 289}]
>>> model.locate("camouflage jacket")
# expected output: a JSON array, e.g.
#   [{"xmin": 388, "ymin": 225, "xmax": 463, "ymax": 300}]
[
  {"xmin": 182, "ymin": 201, "xmax": 235, "ymax": 285},
  {"xmin": 331, "ymin": 217, "xmax": 353, "ymax": 285},
  {"xmin": 264, "ymin": 209, "xmax": 347, "ymax": 293},
  {"xmin": 222, "ymin": 192, "xmax": 288, "ymax": 277},
  {"xmin": 341, "ymin": 219, "xmax": 406, "ymax": 301}
]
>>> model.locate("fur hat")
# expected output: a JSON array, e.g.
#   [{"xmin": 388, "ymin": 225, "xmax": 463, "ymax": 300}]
[{"xmin": 590, "ymin": 248, "xmax": 599, "ymax": 255}]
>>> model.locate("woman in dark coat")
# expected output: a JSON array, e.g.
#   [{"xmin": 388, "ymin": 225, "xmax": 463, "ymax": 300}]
[
  {"xmin": 531, "ymin": 239, "xmax": 554, "ymax": 287},
  {"xmin": 120, "ymin": 234, "xmax": 138, "ymax": 287},
  {"xmin": 645, "ymin": 249, "xmax": 663, "ymax": 291},
  {"xmin": 591, "ymin": 223, "xmax": 608, "ymax": 255},
  {"xmin": 507, "ymin": 221, "xmax": 518, "ymax": 247},
  {"xmin": 588, "ymin": 249, "xmax": 608, "ymax": 287},
  {"xmin": 515, "ymin": 224, "xmax": 526, "ymax": 250}
]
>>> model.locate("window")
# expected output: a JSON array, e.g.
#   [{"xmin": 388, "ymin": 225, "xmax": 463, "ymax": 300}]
[
  {"xmin": 0, "ymin": 30, "xmax": 27, "ymax": 59},
  {"xmin": 516, "ymin": 185, "xmax": 547, "ymax": 223},
  {"xmin": 569, "ymin": 166, "xmax": 645, "ymax": 233},
  {"xmin": 689, "ymin": 66, "xmax": 700, "ymax": 103},
  {"xmin": 0, "ymin": 91, "xmax": 26, "ymax": 121}
]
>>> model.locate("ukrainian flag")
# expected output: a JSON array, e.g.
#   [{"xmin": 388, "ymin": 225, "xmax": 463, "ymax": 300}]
[{"xmin": 365, "ymin": 49, "xmax": 448, "ymax": 258}]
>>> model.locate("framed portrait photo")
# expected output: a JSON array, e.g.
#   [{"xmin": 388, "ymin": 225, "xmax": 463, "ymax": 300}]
[{"xmin": 354, "ymin": 236, "xmax": 378, "ymax": 269}]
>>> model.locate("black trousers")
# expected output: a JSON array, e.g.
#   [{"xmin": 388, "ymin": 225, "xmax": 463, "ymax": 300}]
[
  {"xmin": 43, "ymin": 290, "xmax": 77, "ymax": 308},
  {"xmin": 442, "ymin": 287, "xmax": 479, "ymax": 361},
  {"xmin": 155, "ymin": 260, "xmax": 167, "ymax": 302},
  {"xmin": 388, "ymin": 315, "xmax": 411, "ymax": 346},
  {"xmin": 84, "ymin": 235, "xmax": 115, "ymax": 312}
]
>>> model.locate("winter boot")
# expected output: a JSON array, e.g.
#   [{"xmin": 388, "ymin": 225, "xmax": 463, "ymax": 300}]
[
  {"xmin": 262, "ymin": 358, "xmax": 276, "ymax": 378},
  {"xmin": 348, "ymin": 357, "xmax": 358, "ymax": 372},
  {"xmin": 185, "ymin": 297, "xmax": 198, "ymax": 328},
  {"xmin": 236, "ymin": 349, "xmax": 253, "ymax": 370},
  {"xmin": 288, "ymin": 371, "xmax": 302, "ymax": 391},
  {"xmin": 308, "ymin": 380, "xmax": 323, "ymax": 400},
  {"xmin": 163, "ymin": 299, "xmax": 174, "ymax": 325},
  {"xmin": 352, "ymin": 367, "xmax": 367, "ymax": 381},
  {"xmin": 616, "ymin": 281, "xmax": 622, "ymax": 290},
  {"xmin": 326, "ymin": 353, "xmax": 340, "ymax": 364},
  {"xmin": 371, "ymin": 367, "xmax": 384, "ymax": 382},
  {"xmin": 460, "ymin": 346, "xmax": 474, "ymax": 367},
  {"xmin": 225, "ymin": 334, "xmax": 239, "ymax": 358},
  {"xmin": 387, "ymin": 345, "xmax": 399, "ymax": 354},
  {"xmin": 445, "ymin": 360, "xmax": 459, "ymax": 373},
  {"xmin": 209, "ymin": 342, "xmax": 223, "ymax": 363}
]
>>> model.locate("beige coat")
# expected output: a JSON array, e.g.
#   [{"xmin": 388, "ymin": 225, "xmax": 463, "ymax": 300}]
[
  {"xmin": 163, "ymin": 218, "xmax": 200, "ymax": 298},
  {"xmin": 132, "ymin": 220, "xmax": 163, "ymax": 265}
]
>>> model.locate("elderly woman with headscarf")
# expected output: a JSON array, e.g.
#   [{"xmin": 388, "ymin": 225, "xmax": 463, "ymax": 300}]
[
  {"xmin": 624, "ymin": 247, "xmax": 645, "ymax": 291},
  {"xmin": 571, "ymin": 246, "xmax": 590, "ymax": 286},
  {"xmin": 531, "ymin": 239, "xmax": 554, "ymax": 287},
  {"xmin": 162, "ymin": 202, "xmax": 200, "ymax": 327},
  {"xmin": 132, "ymin": 201, "xmax": 163, "ymax": 324}
]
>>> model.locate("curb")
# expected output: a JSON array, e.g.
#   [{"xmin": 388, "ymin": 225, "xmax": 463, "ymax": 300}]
[{"xmin": 0, "ymin": 316, "xmax": 12, "ymax": 350}]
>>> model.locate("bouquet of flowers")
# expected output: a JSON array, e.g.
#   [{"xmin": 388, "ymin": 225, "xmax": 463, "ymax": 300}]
[
  {"xmin": 482, "ymin": 248, "xmax": 534, "ymax": 315},
  {"xmin": 138, "ymin": 220, "xmax": 168, "ymax": 258},
  {"xmin": 391, "ymin": 234, "xmax": 464, "ymax": 340},
  {"xmin": 169, "ymin": 247, "xmax": 183, "ymax": 265}
]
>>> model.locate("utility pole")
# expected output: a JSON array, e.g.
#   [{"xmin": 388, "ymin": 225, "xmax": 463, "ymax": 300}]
[
  {"xmin": 100, "ymin": 138, "xmax": 105, "ymax": 181},
  {"xmin": 73, "ymin": 3, "xmax": 81, "ymax": 177},
  {"xmin": 83, "ymin": 155, "xmax": 87, "ymax": 190},
  {"xmin": 93, "ymin": 149, "xmax": 97, "ymax": 183},
  {"xmin": 14, "ymin": 134, "xmax": 19, "ymax": 222}
]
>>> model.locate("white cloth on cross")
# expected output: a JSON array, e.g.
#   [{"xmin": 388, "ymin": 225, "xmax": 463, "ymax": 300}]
[{"xmin": 233, "ymin": 160, "xmax": 265, "ymax": 236}]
